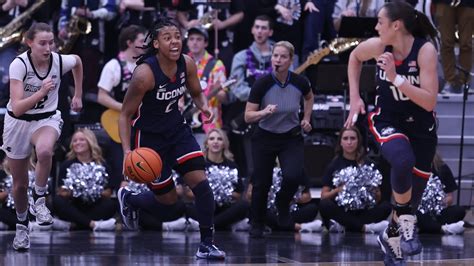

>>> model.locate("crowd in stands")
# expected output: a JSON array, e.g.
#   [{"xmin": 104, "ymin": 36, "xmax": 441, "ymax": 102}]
[{"xmin": 0, "ymin": 0, "xmax": 471, "ymax": 235}]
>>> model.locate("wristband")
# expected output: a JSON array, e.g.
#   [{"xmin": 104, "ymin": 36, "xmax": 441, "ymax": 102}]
[{"xmin": 392, "ymin": 75, "xmax": 405, "ymax": 87}]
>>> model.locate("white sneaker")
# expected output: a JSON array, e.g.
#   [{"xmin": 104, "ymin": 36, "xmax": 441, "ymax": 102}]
[
  {"xmin": 162, "ymin": 217, "xmax": 187, "ymax": 231},
  {"xmin": 365, "ymin": 220, "xmax": 389, "ymax": 234},
  {"xmin": 30, "ymin": 221, "xmax": 52, "ymax": 231},
  {"xmin": 398, "ymin": 214, "xmax": 422, "ymax": 256},
  {"xmin": 329, "ymin": 219, "xmax": 345, "ymax": 233},
  {"xmin": 231, "ymin": 218, "xmax": 250, "ymax": 232},
  {"xmin": 0, "ymin": 221, "xmax": 9, "ymax": 230},
  {"xmin": 300, "ymin": 219, "xmax": 323, "ymax": 233},
  {"xmin": 186, "ymin": 218, "xmax": 200, "ymax": 232},
  {"xmin": 29, "ymin": 197, "xmax": 53, "ymax": 225},
  {"xmin": 441, "ymin": 221, "xmax": 465, "ymax": 235},
  {"xmin": 93, "ymin": 218, "xmax": 116, "ymax": 231},
  {"xmin": 377, "ymin": 229, "xmax": 405, "ymax": 265},
  {"xmin": 13, "ymin": 224, "xmax": 30, "ymax": 251},
  {"xmin": 52, "ymin": 218, "xmax": 71, "ymax": 231}
]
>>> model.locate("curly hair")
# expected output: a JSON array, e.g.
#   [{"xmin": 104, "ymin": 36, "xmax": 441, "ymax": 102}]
[{"xmin": 136, "ymin": 16, "xmax": 180, "ymax": 65}]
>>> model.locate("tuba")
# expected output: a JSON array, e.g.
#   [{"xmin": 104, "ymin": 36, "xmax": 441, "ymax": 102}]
[
  {"xmin": 0, "ymin": 0, "xmax": 46, "ymax": 51},
  {"xmin": 58, "ymin": 15, "xmax": 92, "ymax": 54}
]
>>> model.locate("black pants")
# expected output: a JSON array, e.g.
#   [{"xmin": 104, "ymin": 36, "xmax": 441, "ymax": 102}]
[
  {"xmin": 186, "ymin": 200, "xmax": 250, "ymax": 230},
  {"xmin": 319, "ymin": 198, "xmax": 392, "ymax": 232},
  {"xmin": 267, "ymin": 202, "xmax": 319, "ymax": 231},
  {"xmin": 0, "ymin": 207, "xmax": 17, "ymax": 229},
  {"xmin": 250, "ymin": 127, "xmax": 306, "ymax": 226},
  {"xmin": 138, "ymin": 200, "xmax": 186, "ymax": 231},
  {"xmin": 52, "ymin": 195, "xmax": 118, "ymax": 230},
  {"xmin": 416, "ymin": 205, "xmax": 466, "ymax": 234}
]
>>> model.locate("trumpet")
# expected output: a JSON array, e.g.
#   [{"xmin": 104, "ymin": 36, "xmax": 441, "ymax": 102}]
[{"xmin": 58, "ymin": 15, "xmax": 91, "ymax": 53}]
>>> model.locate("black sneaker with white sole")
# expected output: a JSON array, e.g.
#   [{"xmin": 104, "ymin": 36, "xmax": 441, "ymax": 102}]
[
  {"xmin": 117, "ymin": 187, "xmax": 138, "ymax": 230},
  {"xmin": 195, "ymin": 242, "xmax": 226, "ymax": 260}
]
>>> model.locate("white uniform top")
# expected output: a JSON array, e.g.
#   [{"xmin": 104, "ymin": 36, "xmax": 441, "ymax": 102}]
[{"xmin": 8, "ymin": 51, "xmax": 77, "ymax": 114}]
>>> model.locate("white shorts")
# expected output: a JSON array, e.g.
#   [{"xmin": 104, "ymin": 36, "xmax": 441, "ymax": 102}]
[{"xmin": 2, "ymin": 110, "xmax": 63, "ymax": 159}]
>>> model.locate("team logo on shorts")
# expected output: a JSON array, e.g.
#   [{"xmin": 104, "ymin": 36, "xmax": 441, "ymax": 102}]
[{"xmin": 380, "ymin": 127, "xmax": 396, "ymax": 137}]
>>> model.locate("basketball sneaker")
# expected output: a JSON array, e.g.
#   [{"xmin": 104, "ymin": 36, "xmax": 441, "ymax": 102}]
[
  {"xmin": 118, "ymin": 187, "xmax": 138, "ymax": 230},
  {"xmin": 195, "ymin": 242, "xmax": 226, "ymax": 260},
  {"xmin": 13, "ymin": 223, "xmax": 30, "ymax": 251},
  {"xmin": 29, "ymin": 197, "xmax": 53, "ymax": 225},
  {"xmin": 377, "ymin": 229, "xmax": 406, "ymax": 266},
  {"xmin": 398, "ymin": 214, "xmax": 422, "ymax": 256}
]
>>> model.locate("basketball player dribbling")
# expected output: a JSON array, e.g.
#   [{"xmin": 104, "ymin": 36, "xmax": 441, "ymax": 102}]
[
  {"xmin": 344, "ymin": 1, "xmax": 439, "ymax": 265},
  {"xmin": 117, "ymin": 18, "xmax": 225, "ymax": 259}
]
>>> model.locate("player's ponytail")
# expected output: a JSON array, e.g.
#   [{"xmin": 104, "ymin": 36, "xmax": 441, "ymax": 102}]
[{"xmin": 383, "ymin": 1, "xmax": 438, "ymax": 45}]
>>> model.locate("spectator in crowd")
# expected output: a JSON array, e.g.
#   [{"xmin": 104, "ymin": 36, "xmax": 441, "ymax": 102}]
[
  {"xmin": 246, "ymin": 181, "xmax": 322, "ymax": 233},
  {"xmin": 58, "ymin": 0, "xmax": 117, "ymax": 124},
  {"xmin": 0, "ymin": 152, "xmax": 15, "ymax": 230},
  {"xmin": 184, "ymin": 129, "xmax": 250, "ymax": 231},
  {"xmin": 245, "ymin": 41, "xmax": 313, "ymax": 238},
  {"xmin": 183, "ymin": 26, "xmax": 230, "ymax": 147},
  {"xmin": 177, "ymin": 0, "xmax": 244, "ymax": 71},
  {"xmin": 416, "ymin": 152, "xmax": 466, "ymax": 235},
  {"xmin": 301, "ymin": 0, "xmax": 337, "ymax": 61},
  {"xmin": 227, "ymin": 15, "xmax": 275, "ymax": 178},
  {"xmin": 52, "ymin": 128, "xmax": 117, "ymax": 231},
  {"xmin": 332, "ymin": 0, "xmax": 385, "ymax": 31},
  {"xmin": 319, "ymin": 126, "xmax": 391, "ymax": 233},
  {"xmin": 433, "ymin": 0, "xmax": 473, "ymax": 93}
]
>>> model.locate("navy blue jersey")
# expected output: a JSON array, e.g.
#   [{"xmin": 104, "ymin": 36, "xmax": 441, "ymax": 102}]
[
  {"xmin": 132, "ymin": 55, "xmax": 188, "ymax": 134},
  {"xmin": 375, "ymin": 38, "xmax": 432, "ymax": 119}
]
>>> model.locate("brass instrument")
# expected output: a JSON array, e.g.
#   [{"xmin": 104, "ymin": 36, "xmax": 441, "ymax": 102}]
[
  {"xmin": 294, "ymin": 38, "xmax": 363, "ymax": 75},
  {"xmin": 58, "ymin": 15, "xmax": 92, "ymax": 54},
  {"xmin": 0, "ymin": 0, "xmax": 46, "ymax": 51},
  {"xmin": 199, "ymin": 10, "xmax": 215, "ymax": 29}
]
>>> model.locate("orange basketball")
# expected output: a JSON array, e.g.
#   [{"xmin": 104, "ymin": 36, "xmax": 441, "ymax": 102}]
[{"xmin": 124, "ymin": 147, "xmax": 163, "ymax": 183}]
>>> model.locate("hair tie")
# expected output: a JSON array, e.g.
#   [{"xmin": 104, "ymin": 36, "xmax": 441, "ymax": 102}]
[{"xmin": 414, "ymin": 9, "xmax": 418, "ymax": 19}]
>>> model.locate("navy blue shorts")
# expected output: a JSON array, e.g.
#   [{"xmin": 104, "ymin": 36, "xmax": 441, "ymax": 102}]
[
  {"xmin": 131, "ymin": 125, "xmax": 204, "ymax": 192},
  {"xmin": 368, "ymin": 108, "xmax": 438, "ymax": 179}
]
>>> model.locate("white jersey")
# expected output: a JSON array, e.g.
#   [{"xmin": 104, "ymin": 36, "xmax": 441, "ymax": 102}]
[{"xmin": 7, "ymin": 51, "xmax": 75, "ymax": 115}]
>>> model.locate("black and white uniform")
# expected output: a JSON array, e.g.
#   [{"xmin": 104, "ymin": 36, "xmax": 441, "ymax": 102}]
[{"xmin": 2, "ymin": 51, "xmax": 76, "ymax": 159}]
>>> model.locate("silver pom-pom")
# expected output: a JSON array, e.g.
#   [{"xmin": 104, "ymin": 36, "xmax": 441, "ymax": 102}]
[
  {"xmin": 3, "ymin": 171, "xmax": 50, "ymax": 209},
  {"xmin": 418, "ymin": 175, "xmax": 446, "ymax": 215},
  {"xmin": 62, "ymin": 162, "xmax": 108, "ymax": 203},
  {"xmin": 206, "ymin": 165, "xmax": 239, "ymax": 207},
  {"xmin": 333, "ymin": 164, "xmax": 383, "ymax": 211},
  {"xmin": 126, "ymin": 180, "xmax": 150, "ymax": 194},
  {"xmin": 267, "ymin": 167, "xmax": 303, "ymax": 212}
]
